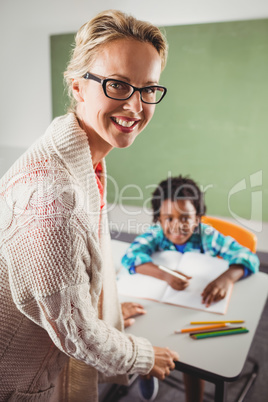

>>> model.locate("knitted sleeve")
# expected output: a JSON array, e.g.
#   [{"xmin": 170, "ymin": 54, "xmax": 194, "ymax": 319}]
[
  {"xmin": 4, "ymin": 225, "xmax": 154, "ymax": 376},
  {"xmin": 1, "ymin": 163, "xmax": 154, "ymax": 377}
]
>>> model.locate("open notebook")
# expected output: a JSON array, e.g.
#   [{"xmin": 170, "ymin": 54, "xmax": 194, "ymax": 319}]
[{"xmin": 117, "ymin": 250, "xmax": 233, "ymax": 314}]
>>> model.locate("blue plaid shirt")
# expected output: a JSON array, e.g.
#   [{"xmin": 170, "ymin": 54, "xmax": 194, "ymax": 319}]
[{"xmin": 121, "ymin": 223, "xmax": 259, "ymax": 278}]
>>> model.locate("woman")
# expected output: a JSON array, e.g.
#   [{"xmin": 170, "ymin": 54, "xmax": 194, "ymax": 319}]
[{"xmin": 0, "ymin": 9, "xmax": 178, "ymax": 402}]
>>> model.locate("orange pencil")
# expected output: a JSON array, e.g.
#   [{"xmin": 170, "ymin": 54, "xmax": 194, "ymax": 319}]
[
  {"xmin": 190, "ymin": 320, "xmax": 244, "ymax": 325},
  {"xmin": 174, "ymin": 323, "xmax": 230, "ymax": 334}
]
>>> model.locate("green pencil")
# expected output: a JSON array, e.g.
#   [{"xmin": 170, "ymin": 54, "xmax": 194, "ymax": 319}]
[
  {"xmin": 189, "ymin": 326, "xmax": 243, "ymax": 336},
  {"xmin": 192, "ymin": 327, "xmax": 247, "ymax": 336},
  {"xmin": 191, "ymin": 327, "xmax": 249, "ymax": 340}
]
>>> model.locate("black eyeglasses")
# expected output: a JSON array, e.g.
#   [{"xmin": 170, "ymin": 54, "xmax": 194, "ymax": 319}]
[{"xmin": 83, "ymin": 72, "xmax": 167, "ymax": 104}]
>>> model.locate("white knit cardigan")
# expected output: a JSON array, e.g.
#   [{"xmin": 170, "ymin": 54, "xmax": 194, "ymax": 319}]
[{"xmin": 0, "ymin": 113, "xmax": 154, "ymax": 401}]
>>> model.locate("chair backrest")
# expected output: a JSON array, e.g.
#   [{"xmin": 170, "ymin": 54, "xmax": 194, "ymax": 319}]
[{"xmin": 201, "ymin": 216, "xmax": 257, "ymax": 253}]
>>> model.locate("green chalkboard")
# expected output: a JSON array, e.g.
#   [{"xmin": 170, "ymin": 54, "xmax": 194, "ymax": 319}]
[{"xmin": 50, "ymin": 19, "xmax": 268, "ymax": 222}]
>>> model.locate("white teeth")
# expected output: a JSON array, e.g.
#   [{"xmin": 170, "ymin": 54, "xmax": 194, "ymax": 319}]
[{"xmin": 114, "ymin": 118, "xmax": 135, "ymax": 127}]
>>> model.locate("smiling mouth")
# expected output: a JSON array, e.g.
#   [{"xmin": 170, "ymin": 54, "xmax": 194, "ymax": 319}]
[
  {"xmin": 170, "ymin": 232, "xmax": 187, "ymax": 238},
  {"xmin": 112, "ymin": 117, "xmax": 138, "ymax": 128}
]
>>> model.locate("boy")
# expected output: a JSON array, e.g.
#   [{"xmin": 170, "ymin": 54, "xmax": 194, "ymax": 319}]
[{"xmin": 121, "ymin": 175, "xmax": 259, "ymax": 401}]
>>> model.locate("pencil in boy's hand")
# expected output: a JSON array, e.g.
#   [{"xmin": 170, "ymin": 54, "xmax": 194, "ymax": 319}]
[{"xmin": 158, "ymin": 265, "xmax": 191, "ymax": 281}]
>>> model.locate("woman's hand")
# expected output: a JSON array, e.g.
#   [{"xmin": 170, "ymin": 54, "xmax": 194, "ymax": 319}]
[
  {"xmin": 145, "ymin": 346, "xmax": 179, "ymax": 380},
  {"xmin": 201, "ymin": 265, "xmax": 245, "ymax": 307},
  {"xmin": 121, "ymin": 302, "xmax": 146, "ymax": 328}
]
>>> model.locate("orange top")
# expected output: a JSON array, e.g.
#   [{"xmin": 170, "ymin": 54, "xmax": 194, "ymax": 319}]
[{"xmin": 95, "ymin": 163, "xmax": 105, "ymax": 210}]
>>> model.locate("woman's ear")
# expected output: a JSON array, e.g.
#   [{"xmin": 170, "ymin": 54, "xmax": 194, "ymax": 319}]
[{"xmin": 72, "ymin": 79, "xmax": 84, "ymax": 102}]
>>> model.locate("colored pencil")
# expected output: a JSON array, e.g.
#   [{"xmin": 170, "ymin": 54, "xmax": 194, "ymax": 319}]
[
  {"xmin": 194, "ymin": 327, "xmax": 247, "ymax": 336},
  {"xmin": 190, "ymin": 320, "xmax": 245, "ymax": 325},
  {"xmin": 158, "ymin": 265, "xmax": 189, "ymax": 281},
  {"xmin": 174, "ymin": 323, "xmax": 230, "ymax": 334},
  {"xmin": 191, "ymin": 328, "xmax": 249, "ymax": 340},
  {"xmin": 189, "ymin": 326, "xmax": 243, "ymax": 335}
]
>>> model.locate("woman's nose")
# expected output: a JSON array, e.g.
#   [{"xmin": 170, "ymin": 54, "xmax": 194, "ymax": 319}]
[{"xmin": 123, "ymin": 91, "xmax": 143, "ymax": 113}]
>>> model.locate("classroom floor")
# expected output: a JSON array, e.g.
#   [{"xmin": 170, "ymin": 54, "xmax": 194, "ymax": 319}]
[{"xmin": 99, "ymin": 235, "xmax": 268, "ymax": 402}]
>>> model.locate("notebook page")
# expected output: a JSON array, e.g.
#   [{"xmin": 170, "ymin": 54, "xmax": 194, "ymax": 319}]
[
  {"xmin": 116, "ymin": 270, "xmax": 168, "ymax": 301},
  {"xmin": 117, "ymin": 250, "xmax": 184, "ymax": 301},
  {"xmin": 162, "ymin": 252, "xmax": 232, "ymax": 314}
]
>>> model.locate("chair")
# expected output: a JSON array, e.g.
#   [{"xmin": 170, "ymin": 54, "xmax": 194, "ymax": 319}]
[{"xmin": 201, "ymin": 215, "xmax": 257, "ymax": 253}]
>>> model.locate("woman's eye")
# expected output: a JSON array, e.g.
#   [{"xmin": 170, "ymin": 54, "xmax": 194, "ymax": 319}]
[
  {"xmin": 110, "ymin": 82, "xmax": 122, "ymax": 90},
  {"xmin": 144, "ymin": 87, "xmax": 155, "ymax": 94},
  {"xmin": 108, "ymin": 81, "xmax": 130, "ymax": 94}
]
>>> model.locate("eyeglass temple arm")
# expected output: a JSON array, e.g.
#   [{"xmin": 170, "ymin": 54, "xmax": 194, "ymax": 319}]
[{"xmin": 83, "ymin": 72, "xmax": 102, "ymax": 83}]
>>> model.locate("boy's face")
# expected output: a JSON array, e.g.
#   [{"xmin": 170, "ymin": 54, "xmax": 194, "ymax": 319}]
[{"xmin": 159, "ymin": 199, "xmax": 200, "ymax": 245}]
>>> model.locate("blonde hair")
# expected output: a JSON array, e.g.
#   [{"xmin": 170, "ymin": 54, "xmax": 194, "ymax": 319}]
[{"xmin": 64, "ymin": 9, "xmax": 168, "ymax": 111}]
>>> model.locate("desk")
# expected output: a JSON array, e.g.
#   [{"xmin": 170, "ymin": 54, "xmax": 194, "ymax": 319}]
[{"xmin": 113, "ymin": 241, "xmax": 268, "ymax": 402}]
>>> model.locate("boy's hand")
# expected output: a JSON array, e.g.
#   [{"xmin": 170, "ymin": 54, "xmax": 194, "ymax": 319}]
[
  {"xmin": 165, "ymin": 271, "xmax": 191, "ymax": 290},
  {"xmin": 146, "ymin": 346, "xmax": 179, "ymax": 380},
  {"xmin": 121, "ymin": 302, "xmax": 146, "ymax": 328},
  {"xmin": 201, "ymin": 276, "xmax": 231, "ymax": 307},
  {"xmin": 201, "ymin": 265, "xmax": 245, "ymax": 307},
  {"xmin": 135, "ymin": 262, "xmax": 191, "ymax": 291}
]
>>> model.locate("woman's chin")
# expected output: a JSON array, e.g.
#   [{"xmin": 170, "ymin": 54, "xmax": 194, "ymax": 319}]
[{"xmin": 113, "ymin": 136, "xmax": 138, "ymax": 149}]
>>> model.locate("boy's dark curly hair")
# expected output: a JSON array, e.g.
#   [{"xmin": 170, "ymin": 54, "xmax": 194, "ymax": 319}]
[{"xmin": 151, "ymin": 175, "xmax": 206, "ymax": 223}]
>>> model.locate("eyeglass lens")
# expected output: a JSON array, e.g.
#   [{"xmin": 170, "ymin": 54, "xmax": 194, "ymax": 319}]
[{"xmin": 105, "ymin": 80, "xmax": 165, "ymax": 103}]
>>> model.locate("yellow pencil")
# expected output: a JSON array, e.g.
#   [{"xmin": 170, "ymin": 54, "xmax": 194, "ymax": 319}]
[{"xmin": 190, "ymin": 320, "xmax": 245, "ymax": 325}]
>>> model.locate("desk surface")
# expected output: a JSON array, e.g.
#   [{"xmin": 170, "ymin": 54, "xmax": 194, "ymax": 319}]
[{"xmin": 114, "ymin": 241, "xmax": 268, "ymax": 382}]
